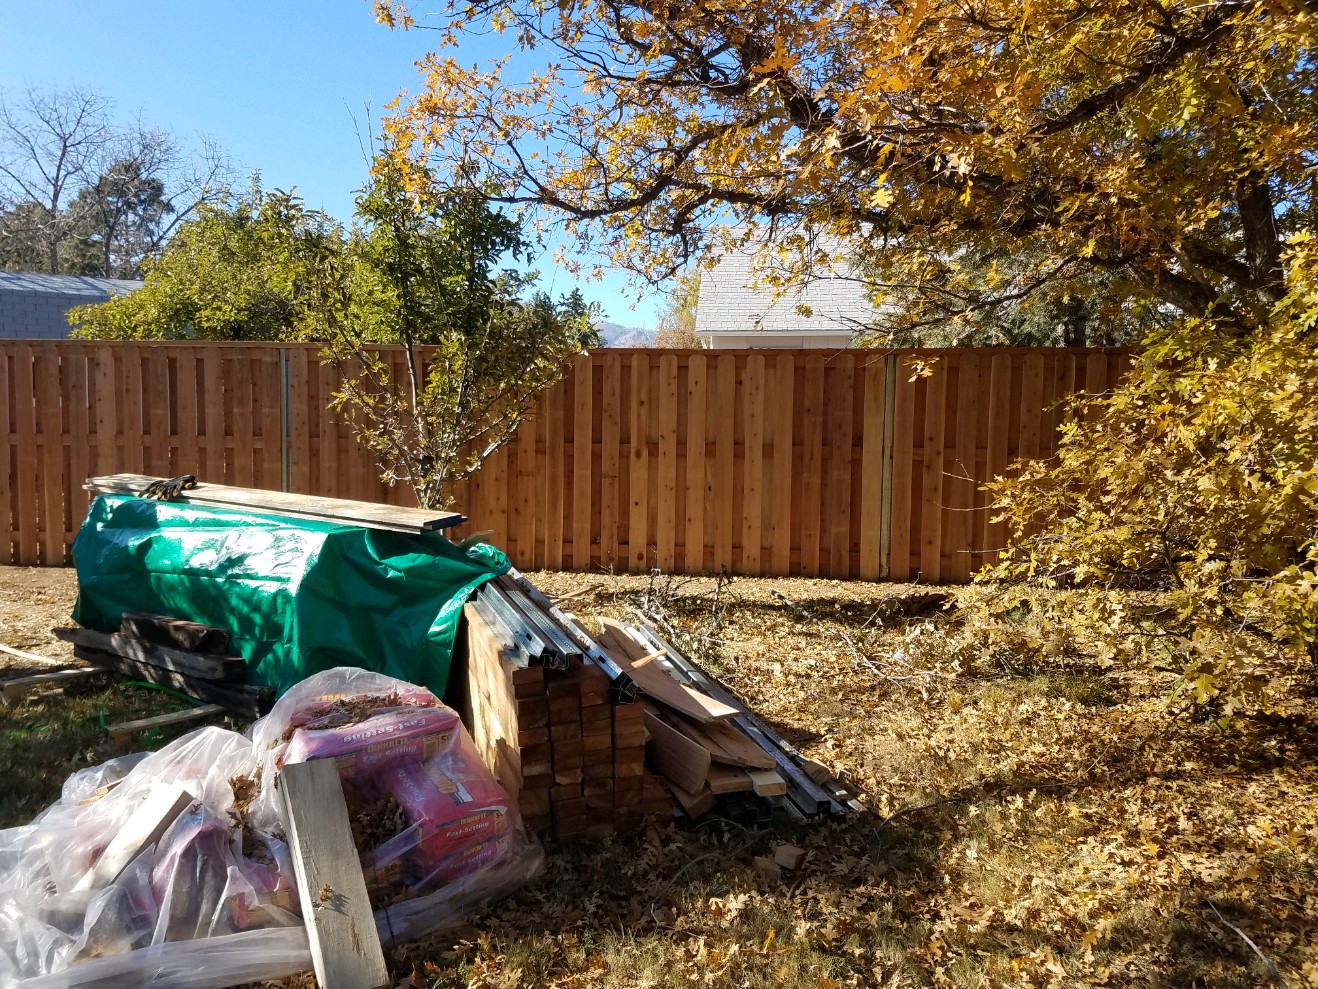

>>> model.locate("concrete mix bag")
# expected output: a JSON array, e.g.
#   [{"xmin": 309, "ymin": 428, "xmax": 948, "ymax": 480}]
[{"xmin": 0, "ymin": 668, "xmax": 543, "ymax": 988}]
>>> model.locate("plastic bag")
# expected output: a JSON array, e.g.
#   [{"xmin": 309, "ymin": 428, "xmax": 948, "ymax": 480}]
[{"xmin": 0, "ymin": 669, "xmax": 542, "ymax": 988}]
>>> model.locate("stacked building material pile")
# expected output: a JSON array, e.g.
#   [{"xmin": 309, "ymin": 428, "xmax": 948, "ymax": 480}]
[
  {"xmin": 463, "ymin": 601, "xmax": 668, "ymax": 841},
  {"xmin": 461, "ymin": 570, "xmax": 862, "ymax": 840}
]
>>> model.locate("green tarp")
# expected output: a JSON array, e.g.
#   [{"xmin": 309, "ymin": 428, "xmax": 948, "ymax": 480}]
[{"xmin": 71, "ymin": 494, "xmax": 508, "ymax": 696}]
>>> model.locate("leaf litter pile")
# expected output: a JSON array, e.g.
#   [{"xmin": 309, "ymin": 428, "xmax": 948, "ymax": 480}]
[
  {"xmin": 1, "ymin": 566, "xmax": 1311, "ymax": 987},
  {"xmin": 345, "ymin": 570, "xmax": 1315, "ymax": 989}
]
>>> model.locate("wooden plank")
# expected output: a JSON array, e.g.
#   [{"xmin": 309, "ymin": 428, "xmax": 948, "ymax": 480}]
[
  {"xmin": 644, "ymin": 706, "xmax": 711, "ymax": 792},
  {"xmin": 948, "ymin": 354, "xmax": 980, "ymax": 581},
  {"xmin": 2, "ymin": 667, "xmax": 107, "ymax": 705},
  {"xmin": 73, "ymin": 644, "xmax": 271, "ymax": 718},
  {"xmin": 288, "ymin": 348, "xmax": 313, "ymax": 494},
  {"xmin": 545, "ymin": 378, "xmax": 565, "ymax": 569},
  {"xmin": 888, "ymin": 360, "xmax": 917, "ymax": 580},
  {"xmin": 828, "ymin": 353, "xmax": 855, "ymax": 578},
  {"xmin": 704, "ymin": 765, "xmax": 753, "ymax": 794},
  {"xmin": 983, "ymin": 354, "xmax": 1013, "ymax": 565},
  {"xmin": 800, "ymin": 354, "xmax": 825, "ymax": 576},
  {"xmin": 72, "ymin": 782, "xmax": 195, "ymax": 893},
  {"xmin": 145, "ymin": 350, "xmax": 170, "ymax": 476},
  {"xmin": 38, "ymin": 344, "xmax": 65, "ymax": 565},
  {"xmin": 0, "ymin": 642, "xmax": 64, "ymax": 666},
  {"xmin": 66, "ymin": 346, "xmax": 89, "ymax": 554},
  {"xmin": 666, "ymin": 781, "xmax": 717, "ymax": 819},
  {"xmin": 175, "ymin": 351, "xmax": 200, "ymax": 487},
  {"xmin": 512, "ymin": 416, "xmax": 536, "ymax": 566},
  {"xmin": 258, "ymin": 351, "xmax": 284, "ymax": 492},
  {"xmin": 600, "ymin": 353, "xmax": 622, "ymax": 568},
  {"xmin": 741, "ymin": 354, "xmax": 765, "ymax": 575},
  {"xmin": 92, "ymin": 347, "xmax": 117, "ymax": 483},
  {"xmin": 279, "ymin": 758, "xmax": 390, "ymax": 989},
  {"xmin": 572, "ymin": 354, "xmax": 593, "ymax": 569},
  {"xmin": 628, "ymin": 354, "xmax": 650, "ymax": 572},
  {"xmin": 108, "ymin": 704, "xmax": 227, "ymax": 752},
  {"xmin": 0, "ymin": 348, "xmax": 10, "ymax": 563},
  {"xmin": 595, "ymin": 638, "xmax": 739, "ymax": 723},
  {"xmin": 121, "ymin": 347, "xmax": 144, "ymax": 475},
  {"xmin": 11, "ymin": 345, "xmax": 37, "ymax": 564},
  {"xmin": 770, "ymin": 355, "xmax": 795, "ymax": 576},
  {"xmin": 919, "ymin": 365, "xmax": 948, "ymax": 582},
  {"xmin": 58, "ymin": 627, "xmax": 245, "ymax": 681},
  {"xmin": 713, "ymin": 354, "xmax": 736, "ymax": 572},
  {"xmin": 859, "ymin": 357, "xmax": 886, "ymax": 580},
  {"xmin": 656, "ymin": 353, "xmax": 679, "ymax": 571},
  {"xmin": 199, "ymin": 346, "xmax": 224, "ymax": 483},
  {"xmin": 684, "ymin": 354, "xmax": 707, "ymax": 573},
  {"xmin": 667, "ymin": 712, "xmax": 777, "ymax": 769},
  {"xmin": 85, "ymin": 474, "xmax": 465, "ymax": 532},
  {"xmin": 121, "ymin": 611, "xmax": 231, "ymax": 653}
]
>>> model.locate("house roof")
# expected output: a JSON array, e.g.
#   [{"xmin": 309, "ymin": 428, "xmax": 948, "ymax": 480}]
[
  {"xmin": 0, "ymin": 271, "xmax": 143, "ymax": 339},
  {"xmin": 694, "ymin": 242, "xmax": 881, "ymax": 339},
  {"xmin": 0, "ymin": 271, "xmax": 144, "ymax": 296}
]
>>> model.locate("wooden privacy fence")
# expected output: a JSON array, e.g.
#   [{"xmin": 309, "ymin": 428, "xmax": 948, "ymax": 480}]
[{"xmin": 0, "ymin": 342, "xmax": 1130, "ymax": 580}]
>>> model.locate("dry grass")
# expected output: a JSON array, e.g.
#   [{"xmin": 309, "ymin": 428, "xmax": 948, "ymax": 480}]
[{"xmin": 2, "ymin": 566, "xmax": 1315, "ymax": 988}]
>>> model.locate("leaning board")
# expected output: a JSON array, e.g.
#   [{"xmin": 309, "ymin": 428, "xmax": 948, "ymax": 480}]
[{"xmin": 85, "ymin": 474, "xmax": 465, "ymax": 534}]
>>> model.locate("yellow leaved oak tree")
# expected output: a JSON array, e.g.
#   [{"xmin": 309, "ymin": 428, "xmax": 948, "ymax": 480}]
[{"xmin": 377, "ymin": 0, "xmax": 1317, "ymax": 706}]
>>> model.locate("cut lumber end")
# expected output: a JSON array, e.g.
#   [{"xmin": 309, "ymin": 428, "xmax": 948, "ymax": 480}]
[
  {"xmin": 748, "ymin": 769, "xmax": 787, "ymax": 797},
  {"xmin": 773, "ymin": 843, "xmax": 807, "ymax": 871}
]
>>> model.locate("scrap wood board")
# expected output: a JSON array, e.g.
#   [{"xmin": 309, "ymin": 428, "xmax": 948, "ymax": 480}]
[
  {"xmin": 593, "ymin": 624, "xmax": 738, "ymax": 723},
  {"xmin": 643, "ymin": 707, "xmax": 711, "ymax": 793},
  {"xmin": 72, "ymin": 644, "xmax": 272, "ymax": 718},
  {"xmin": 108, "ymin": 704, "xmax": 228, "ymax": 752},
  {"xmin": 85, "ymin": 473, "xmax": 465, "ymax": 534},
  {"xmin": 3, "ymin": 666, "xmax": 107, "ymax": 704},
  {"xmin": 57, "ymin": 627, "xmax": 245, "ymax": 681},
  {"xmin": 279, "ymin": 758, "xmax": 390, "ymax": 989},
  {"xmin": 668, "ymin": 712, "xmax": 777, "ymax": 770},
  {"xmin": 72, "ymin": 783, "xmax": 195, "ymax": 893}
]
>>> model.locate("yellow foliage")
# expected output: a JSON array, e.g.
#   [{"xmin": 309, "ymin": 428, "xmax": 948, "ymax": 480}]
[
  {"xmin": 378, "ymin": 0, "xmax": 1311, "ymax": 336},
  {"xmin": 969, "ymin": 241, "xmax": 1318, "ymax": 712}
]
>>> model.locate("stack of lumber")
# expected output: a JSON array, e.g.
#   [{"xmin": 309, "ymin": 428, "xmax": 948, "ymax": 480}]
[
  {"xmin": 460, "ymin": 570, "xmax": 861, "ymax": 838},
  {"xmin": 463, "ymin": 604, "xmax": 668, "ymax": 841},
  {"xmin": 56, "ymin": 612, "xmax": 274, "ymax": 741},
  {"xmin": 631, "ymin": 621, "xmax": 864, "ymax": 819}
]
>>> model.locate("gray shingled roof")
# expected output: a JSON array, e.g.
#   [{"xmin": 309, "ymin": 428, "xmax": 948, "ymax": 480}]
[
  {"xmin": 694, "ymin": 241, "xmax": 881, "ymax": 339},
  {"xmin": 0, "ymin": 271, "xmax": 143, "ymax": 339}
]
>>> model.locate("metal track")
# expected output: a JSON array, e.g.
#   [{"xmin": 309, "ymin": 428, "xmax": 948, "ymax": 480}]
[
  {"xmin": 494, "ymin": 575, "xmax": 582, "ymax": 664},
  {"xmin": 505, "ymin": 569, "xmax": 638, "ymax": 703}
]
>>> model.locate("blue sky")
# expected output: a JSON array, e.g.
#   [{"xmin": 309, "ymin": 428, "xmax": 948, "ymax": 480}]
[{"xmin": 0, "ymin": 0, "xmax": 660, "ymax": 326}]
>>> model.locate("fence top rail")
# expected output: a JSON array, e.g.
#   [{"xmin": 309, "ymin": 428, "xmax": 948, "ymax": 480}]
[{"xmin": 0, "ymin": 340, "xmax": 1136, "ymax": 357}]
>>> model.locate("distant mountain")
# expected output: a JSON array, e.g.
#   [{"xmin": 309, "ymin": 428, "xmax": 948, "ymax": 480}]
[{"xmin": 594, "ymin": 319, "xmax": 656, "ymax": 347}]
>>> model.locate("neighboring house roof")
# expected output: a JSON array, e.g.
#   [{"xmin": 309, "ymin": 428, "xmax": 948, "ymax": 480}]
[
  {"xmin": 0, "ymin": 271, "xmax": 143, "ymax": 339},
  {"xmin": 695, "ymin": 240, "xmax": 882, "ymax": 346}
]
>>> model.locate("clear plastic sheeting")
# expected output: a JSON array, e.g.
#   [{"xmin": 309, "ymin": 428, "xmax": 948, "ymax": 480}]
[{"xmin": 0, "ymin": 669, "xmax": 543, "ymax": 988}]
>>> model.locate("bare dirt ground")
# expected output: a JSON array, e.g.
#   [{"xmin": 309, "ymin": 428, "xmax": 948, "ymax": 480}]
[
  {"xmin": 2, "ymin": 565, "xmax": 1315, "ymax": 988},
  {"xmin": 0, "ymin": 565, "xmax": 79, "ymax": 664}
]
